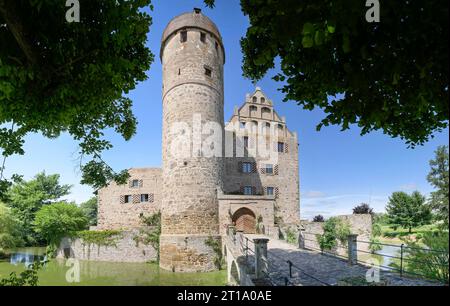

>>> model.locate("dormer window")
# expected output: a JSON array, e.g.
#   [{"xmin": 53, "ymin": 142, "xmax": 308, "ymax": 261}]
[{"xmin": 180, "ymin": 30, "xmax": 187, "ymax": 43}]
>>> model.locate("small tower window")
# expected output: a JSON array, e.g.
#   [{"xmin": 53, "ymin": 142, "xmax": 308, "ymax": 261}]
[
  {"xmin": 204, "ymin": 66, "xmax": 212, "ymax": 77},
  {"xmin": 180, "ymin": 30, "xmax": 187, "ymax": 43},
  {"xmin": 215, "ymin": 42, "xmax": 219, "ymax": 53},
  {"xmin": 200, "ymin": 32, "xmax": 206, "ymax": 43}
]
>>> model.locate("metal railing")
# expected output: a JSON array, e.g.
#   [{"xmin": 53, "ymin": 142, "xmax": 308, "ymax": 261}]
[
  {"xmin": 356, "ymin": 240, "xmax": 449, "ymax": 281},
  {"xmin": 300, "ymin": 230, "xmax": 449, "ymax": 283}
]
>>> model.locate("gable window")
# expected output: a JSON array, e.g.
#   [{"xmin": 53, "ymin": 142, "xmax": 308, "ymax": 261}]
[
  {"xmin": 140, "ymin": 194, "xmax": 149, "ymax": 203},
  {"xmin": 204, "ymin": 66, "xmax": 212, "ymax": 77},
  {"xmin": 252, "ymin": 96, "xmax": 257, "ymax": 103},
  {"xmin": 131, "ymin": 179, "xmax": 139, "ymax": 188},
  {"xmin": 180, "ymin": 30, "xmax": 187, "ymax": 43},
  {"xmin": 242, "ymin": 162, "xmax": 253, "ymax": 173},
  {"xmin": 200, "ymin": 32, "xmax": 206, "ymax": 43},
  {"xmin": 266, "ymin": 187, "xmax": 274, "ymax": 196},
  {"xmin": 124, "ymin": 195, "xmax": 132, "ymax": 204},
  {"xmin": 261, "ymin": 97, "xmax": 266, "ymax": 104},
  {"xmin": 265, "ymin": 164, "xmax": 274, "ymax": 174},
  {"xmin": 243, "ymin": 186, "xmax": 253, "ymax": 195},
  {"xmin": 277, "ymin": 142, "xmax": 285, "ymax": 153}
]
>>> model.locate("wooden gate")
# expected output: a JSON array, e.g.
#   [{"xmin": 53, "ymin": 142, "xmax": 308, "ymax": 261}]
[{"xmin": 232, "ymin": 208, "xmax": 256, "ymax": 234}]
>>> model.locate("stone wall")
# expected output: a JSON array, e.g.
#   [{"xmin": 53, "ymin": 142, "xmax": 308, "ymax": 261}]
[
  {"xmin": 223, "ymin": 88, "xmax": 300, "ymax": 226},
  {"xmin": 57, "ymin": 231, "xmax": 157, "ymax": 263},
  {"xmin": 300, "ymin": 214, "xmax": 373, "ymax": 255},
  {"xmin": 97, "ymin": 168, "xmax": 161, "ymax": 230}
]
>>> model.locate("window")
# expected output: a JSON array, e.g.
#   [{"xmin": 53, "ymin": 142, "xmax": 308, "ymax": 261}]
[
  {"xmin": 243, "ymin": 186, "xmax": 253, "ymax": 195},
  {"xmin": 140, "ymin": 194, "xmax": 149, "ymax": 203},
  {"xmin": 277, "ymin": 142, "xmax": 285, "ymax": 153},
  {"xmin": 249, "ymin": 105, "xmax": 258, "ymax": 112},
  {"xmin": 204, "ymin": 67, "xmax": 212, "ymax": 77},
  {"xmin": 200, "ymin": 32, "xmax": 206, "ymax": 43},
  {"xmin": 124, "ymin": 195, "xmax": 132, "ymax": 204},
  {"xmin": 180, "ymin": 30, "xmax": 187, "ymax": 43},
  {"xmin": 266, "ymin": 187, "xmax": 274, "ymax": 196},
  {"xmin": 252, "ymin": 96, "xmax": 257, "ymax": 103},
  {"xmin": 131, "ymin": 179, "xmax": 139, "ymax": 188},
  {"xmin": 261, "ymin": 97, "xmax": 266, "ymax": 104},
  {"xmin": 215, "ymin": 42, "xmax": 219, "ymax": 53},
  {"xmin": 278, "ymin": 124, "xmax": 284, "ymax": 131},
  {"xmin": 265, "ymin": 164, "xmax": 274, "ymax": 174},
  {"xmin": 242, "ymin": 162, "xmax": 253, "ymax": 173},
  {"xmin": 240, "ymin": 122, "xmax": 246, "ymax": 129},
  {"xmin": 243, "ymin": 136, "xmax": 249, "ymax": 148}
]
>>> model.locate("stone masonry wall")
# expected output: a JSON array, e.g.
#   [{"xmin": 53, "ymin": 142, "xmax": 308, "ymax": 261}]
[
  {"xmin": 300, "ymin": 214, "xmax": 373, "ymax": 255},
  {"xmin": 97, "ymin": 168, "xmax": 161, "ymax": 230},
  {"xmin": 57, "ymin": 231, "xmax": 157, "ymax": 263}
]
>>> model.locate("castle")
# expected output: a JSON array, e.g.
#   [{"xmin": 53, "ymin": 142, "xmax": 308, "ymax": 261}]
[{"xmin": 96, "ymin": 9, "xmax": 300, "ymax": 272}]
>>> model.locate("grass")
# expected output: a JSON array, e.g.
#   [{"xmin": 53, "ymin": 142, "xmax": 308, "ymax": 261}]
[{"xmin": 380, "ymin": 224, "xmax": 440, "ymax": 239}]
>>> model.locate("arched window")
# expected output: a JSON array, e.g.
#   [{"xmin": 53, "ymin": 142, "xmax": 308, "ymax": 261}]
[
  {"xmin": 261, "ymin": 97, "xmax": 266, "ymax": 104},
  {"xmin": 261, "ymin": 107, "xmax": 271, "ymax": 119},
  {"xmin": 240, "ymin": 122, "xmax": 246, "ymax": 129},
  {"xmin": 278, "ymin": 124, "xmax": 284, "ymax": 131},
  {"xmin": 249, "ymin": 105, "xmax": 258, "ymax": 112},
  {"xmin": 252, "ymin": 96, "xmax": 257, "ymax": 103},
  {"xmin": 252, "ymin": 120, "xmax": 258, "ymax": 126}
]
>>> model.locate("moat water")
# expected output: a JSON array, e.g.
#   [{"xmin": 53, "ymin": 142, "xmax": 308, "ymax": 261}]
[{"xmin": 0, "ymin": 247, "xmax": 226, "ymax": 286}]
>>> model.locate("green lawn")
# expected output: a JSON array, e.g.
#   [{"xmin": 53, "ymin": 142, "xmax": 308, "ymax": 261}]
[{"xmin": 380, "ymin": 223, "xmax": 440, "ymax": 238}]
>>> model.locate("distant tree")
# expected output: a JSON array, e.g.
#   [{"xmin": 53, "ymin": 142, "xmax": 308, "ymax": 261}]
[
  {"xmin": 313, "ymin": 215, "xmax": 325, "ymax": 222},
  {"xmin": 427, "ymin": 145, "xmax": 449, "ymax": 228},
  {"xmin": 33, "ymin": 202, "xmax": 88, "ymax": 251},
  {"xmin": 204, "ymin": 0, "xmax": 448, "ymax": 146},
  {"xmin": 5, "ymin": 172, "xmax": 71, "ymax": 245},
  {"xmin": 80, "ymin": 197, "xmax": 98, "ymax": 226},
  {"xmin": 353, "ymin": 203, "xmax": 374, "ymax": 215},
  {"xmin": 0, "ymin": 202, "xmax": 23, "ymax": 254},
  {"xmin": 386, "ymin": 191, "xmax": 432, "ymax": 233}
]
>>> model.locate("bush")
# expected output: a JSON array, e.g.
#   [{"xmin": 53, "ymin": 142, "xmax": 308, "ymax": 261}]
[
  {"xmin": 400, "ymin": 232, "xmax": 449, "ymax": 284},
  {"xmin": 353, "ymin": 203, "xmax": 373, "ymax": 215},
  {"xmin": 317, "ymin": 217, "xmax": 351, "ymax": 251},
  {"xmin": 0, "ymin": 202, "xmax": 23, "ymax": 253},
  {"xmin": 313, "ymin": 215, "xmax": 325, "ymax": 222},
  {"xmin": 285, "ymin": 227, "xmax": 298, "ymax": 245}
]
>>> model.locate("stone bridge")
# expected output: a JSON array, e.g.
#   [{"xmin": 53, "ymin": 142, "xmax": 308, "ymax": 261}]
[{"xmin": 223, "ymin": 227, "xmax": 439, "ymax": 286}]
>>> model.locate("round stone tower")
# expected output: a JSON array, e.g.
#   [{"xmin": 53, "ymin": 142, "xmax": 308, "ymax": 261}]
[{"xmin": 159, "ymin": 8, "xmax": 225, "ymax": 272}]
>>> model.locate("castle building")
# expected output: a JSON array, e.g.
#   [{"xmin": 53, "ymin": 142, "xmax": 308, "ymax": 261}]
[{"xmin": 96, "ymin": 9, "xmax": 300, "ymax": 272}]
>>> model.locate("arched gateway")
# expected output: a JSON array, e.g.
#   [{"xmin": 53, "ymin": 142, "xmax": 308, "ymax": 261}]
[{"xmin": 232, "ymin": 208, "xmax": 256, "ymax": 234}]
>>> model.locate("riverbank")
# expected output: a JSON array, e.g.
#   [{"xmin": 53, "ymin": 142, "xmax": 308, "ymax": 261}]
[{"xmin": 0, "ymin": 248, "xmax": 227, "ymax": 286}]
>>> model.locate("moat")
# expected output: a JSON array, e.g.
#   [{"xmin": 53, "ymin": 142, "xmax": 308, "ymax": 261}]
[{"xmin": 0, "ymin": 248, "xmax": 227, "ymax": 286}]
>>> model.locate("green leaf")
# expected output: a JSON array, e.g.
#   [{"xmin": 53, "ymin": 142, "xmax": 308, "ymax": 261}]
[{"xmin": 302, "ymin": 35, "xmax": 314, "ymax": 48}]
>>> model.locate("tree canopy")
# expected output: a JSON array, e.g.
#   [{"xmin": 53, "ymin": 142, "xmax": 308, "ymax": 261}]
[
  {"xmin": 34, "ymin": 201, "xmax": 88, "ymax": 246},
  {"xmin": 386, "ymin": 191, "xmax": 432, "ymax": 232},
  {"xmin": 427, "ymin": 145, "xmax": 449, "ymax": 228},
  {"xmin": 0, "ymin": 0, "xmax": 153, "ymax": 191},
  {"xmin": 80, "ymin": 197, "xmax": 98, "ymax": 226},
  {"xmin": 0, "ymin": 202, "xmax": 23, "ymax": 253},
  {"xmin": 4, "ymin": 172, "xmax": 71, "ymax": 244},
  {"xmin": 206, "ymin": 0, "xmax": 448, "ymax": 146}
]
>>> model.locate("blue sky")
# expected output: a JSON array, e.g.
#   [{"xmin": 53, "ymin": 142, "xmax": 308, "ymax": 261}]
[{"xmin": 3, "ymin": 0, "xmax": 449, "ymax": 220}]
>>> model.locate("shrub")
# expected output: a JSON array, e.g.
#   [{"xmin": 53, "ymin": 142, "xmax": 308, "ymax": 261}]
[
  {"xmin": 317, "ymin": 217, "xmax": 351, "ymax": 251},
  {"xmin": 313, "ymin": 215, "xmax": 325, "ymax": 222},
  {"xmin": 205, "ymin": 236, "xmax": 224, "ymax": 270},
  {"xmin": 400, "ymin": 232, "xmax": 449, "ymax": 284},
  {"xmin": 353, "ymin": 203, "xmax": 373, "ymax": 215},
  {"xmin": 285, "ymin": 227, "xmax": 298, "ymax": 245}
]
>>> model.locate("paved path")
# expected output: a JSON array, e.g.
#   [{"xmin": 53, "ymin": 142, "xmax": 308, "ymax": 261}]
[{"xmin": 245, "ymin": 234, "xmax": 439, "ymax": 286}]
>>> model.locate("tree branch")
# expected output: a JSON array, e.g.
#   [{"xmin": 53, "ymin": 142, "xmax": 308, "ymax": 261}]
[{"xmin": 0, "ymin": 0, "xmax": 39, "ymax": 65}]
